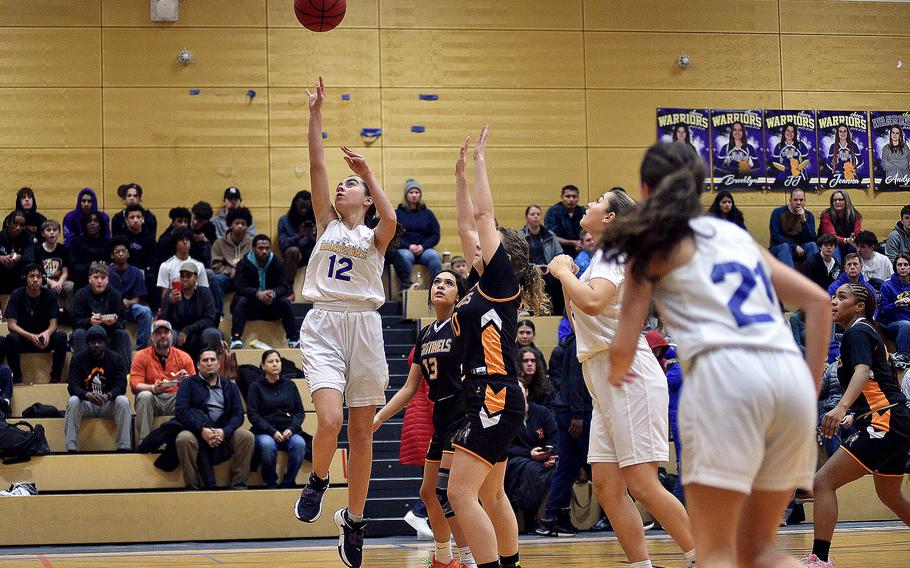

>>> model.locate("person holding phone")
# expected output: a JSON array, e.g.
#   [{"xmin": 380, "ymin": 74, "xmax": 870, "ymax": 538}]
[
  {"xmin": 521, "ymin": 204, "xmax": 565, "ymax": 316},
  {"xmin": 130, "ymin": 320, "xmax": 196, "ymax": 444},
  {"xmin": 70, "ymin": 261, "xmax": 132, "ymax": 366},
  {"xmin": 161, "ymin": 262, "xmax": 221, "ymax": 363}
]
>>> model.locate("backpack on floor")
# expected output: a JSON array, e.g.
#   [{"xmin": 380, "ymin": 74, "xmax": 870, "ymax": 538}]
[
  {"xmin": 21, "ymin": 403, "xmax": 64, "ymax": 418},
  {"xmin": 0, "ymin": 418, "xmax": 50, "ymax": 465}
]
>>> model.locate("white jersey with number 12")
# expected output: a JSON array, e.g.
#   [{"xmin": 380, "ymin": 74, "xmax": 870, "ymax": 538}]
[{"xmin": 301, "ymin": 219, "xmax": 385, "ymax": 308}]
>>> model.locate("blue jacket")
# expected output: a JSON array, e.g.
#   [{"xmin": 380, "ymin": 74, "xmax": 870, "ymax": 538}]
[
  {"xmin": 876, "ymin": 273, "xmax": 910, "ymax": 325},
  {"xmin": 769, "ymin": 205, "xmax": 815, "ymax": 248},
  {"xmin": 175, "ymin": 374, "xmax": 244, "ymax": 439},
  {"xmin": 552, "ymin": 334, "xmax": 591, "ymax": 418},
  {"xmin": 827, "ymin": 272, "xmax": 875, "ymax": 297},
  {"xmin": 396, "ymin": 206, "xmax": 440, "ymax": 249},
  {"xmin": 544, "ymin": 202, "xmax": 586, "ymax": 243}
]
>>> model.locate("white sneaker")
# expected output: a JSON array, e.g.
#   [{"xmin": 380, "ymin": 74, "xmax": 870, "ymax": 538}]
[
  {"xmin": 802, "ymin": 553, "xmax": 834, "ymax": 567},
  {"xmin": 403, "ymin": 510, "xmax": 434, "ymax": 540}
]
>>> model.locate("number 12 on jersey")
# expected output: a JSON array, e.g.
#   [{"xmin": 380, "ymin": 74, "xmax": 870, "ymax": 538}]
[
  {"xmin": 711, "ymin": 261, "xmax": 775, "ymax": 328},
  {"xmin": 327, "ymin": 255, "xmax": 353, "ymax": 281}
]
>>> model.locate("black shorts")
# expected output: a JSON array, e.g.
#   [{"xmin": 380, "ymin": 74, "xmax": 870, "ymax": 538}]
[
  {"xmin": 452, "ymin": 376, "xmax": 525, "ymax": 466},
  {"xmin": 426, "ymin": 395, "xmax": 467, "ymax": 462},
  {"xmin": 842, "ymin": 403, "xmax": 910, "ymax": 476}
]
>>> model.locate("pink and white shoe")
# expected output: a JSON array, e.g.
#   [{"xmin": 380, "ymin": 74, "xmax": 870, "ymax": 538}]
[{"xmin": 802, "ymin": 553, "xmax": 834, "ymax": 567}]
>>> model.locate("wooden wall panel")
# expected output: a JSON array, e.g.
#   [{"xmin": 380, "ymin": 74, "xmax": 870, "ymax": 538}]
[
  {"xmin": 103, "ymin": 148, "xmax": 271, "ymax": 209},
  {"xmin": 782, "ymin": 91, "xmax": 910, "ymax": 110},
  {"xmin": 0, "ymin": 0, "xmax": 99, "ymax": 26},
  {"xmin": 0, "ymin": 150, "xmax": 102, "ymax": 205},
  {"xmin": 267, "ymin": 0, "xmax": 379, "ymax": 28},
  {"xmin": 380, "ymin": 30, "xmax": 585, "ymax": 88},
  {"xmin": 584, "ymin": 0, "xmax": 779, "ymax": 33},
  {"xmin": 586, "ymin": 32, "xmax": 782, "ymax": 90},
  {"xmin": 0, "ymin": 28, "xmax": 100, "ymax": 86},
  {"xmin": 435, "ymin": 205, "xmax": 529, "ymax": 255},
  {"xmin": 0, "ymin": 88, "xmax": 101, "ymax": 148},
  {"xmin": 270, "ymin": 88, "xmax": 381, "ymax": 147},
  {"xmin": 379, "ymin": 0, "xmax": 583, "ymax": 30},
  {"xmin": 780, "ymin": 0, "xmax": 910, "ymax": 36},
  {"xmin": 103, "ymin": 88, "xmax": 268, "ymax": 147},
  {"xmin": 268, "ymin": 29, "xmax": 380, "ymax": 87},
  {"xmin": 383, "ymin": 147, "xmax": 588, "ymax": 208},
  {"xmin": 587, "ymin": 148, "xmax": 645, "ymax": 199},
  {"xmin": 103, "ymin": 29, "xmax": 268, "ymax": 86},
  {"xmin": 587, "ymin": 90, "xmax": 783, "ymax": 148},
  {"xmin": 781, "ymin": 35, "xmax": 910, "ymax": 92},
  {"xmin": 102, "ymin": 0, "xmax": 266, "ymax": 27},
  {"xmin": 269, "ymin": 146, "xmax": 384, "ymax": 207},
  {"xmin": 381, "ymin": 89, "xmax": 586, "ymax": 147}
]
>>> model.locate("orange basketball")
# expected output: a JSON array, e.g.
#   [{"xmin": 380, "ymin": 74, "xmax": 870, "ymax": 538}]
[{"xmin": 294, "ymin": 0, "xmax": 346, "ymax": 32}]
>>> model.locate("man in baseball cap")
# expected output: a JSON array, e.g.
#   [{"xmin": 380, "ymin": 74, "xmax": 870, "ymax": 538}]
[
  {"xmin": 214, "ymin": 186, "xmax": 256, "ymax": 239},
  {"xmin": 130, "ymin": 319, "xmax": 197, "ymax": 445}
]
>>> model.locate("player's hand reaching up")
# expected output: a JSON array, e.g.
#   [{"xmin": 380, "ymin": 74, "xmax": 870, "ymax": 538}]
[
  {"xmin": 473, "ymin": 125, "xmax": 489, "ymax": 160},
  {"xmin": 455, "ymin": 137, "xmax": 469, "ymax": 176},
  {"xmin": 341, "ymin": 146, "xmax": 372, "ymax": 177},
  {"xmin": 306, "ymin": 76, "xmax": 325, "ymax": 113}
]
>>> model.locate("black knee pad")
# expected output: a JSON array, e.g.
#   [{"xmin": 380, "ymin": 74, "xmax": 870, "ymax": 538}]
[{"xmin": 435, "ymin": 469, "xmax": 454, "ymax": 518}]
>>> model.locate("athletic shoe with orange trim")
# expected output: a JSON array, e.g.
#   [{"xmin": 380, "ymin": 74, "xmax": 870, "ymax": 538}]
[{"xmin": 427, "ymin": 556, "xmax": 459, "ymax": 568}]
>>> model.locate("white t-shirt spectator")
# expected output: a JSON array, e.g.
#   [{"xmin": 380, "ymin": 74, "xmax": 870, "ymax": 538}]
[
  {"xmin": 156, "ymin": 256, "xmax": 209, "ymax": 288},
  {"xmin": 861, "ymin": 251, "xmax": 894, "ymax": 282}
]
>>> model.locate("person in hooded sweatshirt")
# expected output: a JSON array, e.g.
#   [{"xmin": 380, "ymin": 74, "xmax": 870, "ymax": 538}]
[
  {"xmin": 3, "ymin": 187, "xmax": 46, "ymax": 244},
  {"xmin": 0, "ymin": 210, "xmax": 35, "ymax": 294},
  {"xmin": 63, "ymin": 187, "xmax": 110, "ymax": 246},
  {"xmin": 395, "ymin": 178, "xmax": 443, "ymax": 281},
  {"xmin": 210, "ymin": 207, "xmax": 253, "ymax": 318},
  {"xmin": 885, "ymin": 205, "xmax": 910, "ymax": 263},
  {"xmin": 228, "ymin": 234, "xmax": 297, "ymax": 349},
  {"xmin": 877, "ymin": 252, "xmax": 910, "ymax": 369},
  {"xmin": 69, "ymin": 212, "xmax": 111, "ymax": 289}
]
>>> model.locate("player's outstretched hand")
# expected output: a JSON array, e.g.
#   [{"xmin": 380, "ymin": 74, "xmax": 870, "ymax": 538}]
[
  {"xmin": 473, "ymin": 125, "xmax": 489, "ymax": 160},
  {"xmin": 341, "ymin": 146, "xmax": 371, "ymax": 177},
  {"xmin": 306, "ymin": 76, "xmax": 325, "ymax": 113},
  {"xmin": 456, "ymin": 137, "xmax": 470, "ymax": 176}
]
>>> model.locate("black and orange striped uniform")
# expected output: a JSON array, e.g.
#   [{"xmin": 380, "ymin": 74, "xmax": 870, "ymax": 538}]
[
  {"xmin": 414, "ymin": 318, "xmax": 467, "ymax": 462},
  {"xmin": 837, "ymin": 319, "xmax": 910, "ymax": 476},
  {"xmin": 451, "ymin": 244, "xmax": 525, "ymax": 466}
]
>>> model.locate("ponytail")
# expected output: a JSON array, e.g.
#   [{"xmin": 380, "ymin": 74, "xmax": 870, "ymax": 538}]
[
  {"xmin": 846, "ymin": 283, "xmax": 901, "ymax": 384},
  {"xmin": 602, "ymin": 143, "xmax": 705, "ymax": 281}
]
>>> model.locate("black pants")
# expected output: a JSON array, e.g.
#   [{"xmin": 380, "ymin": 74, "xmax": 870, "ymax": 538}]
[
  {"xmin": 3, "ymin": 330, "xmax": 69, "ymax": 382},
  {"xmin": 230, "ymin": 296, "xmax": 297, "ymax": 340}
]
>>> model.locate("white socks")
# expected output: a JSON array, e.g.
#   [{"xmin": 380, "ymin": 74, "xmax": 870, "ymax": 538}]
[
  {"xmin": 457, "ymin": 545, "xmax": 477, "ymax": 567},
  {"xmin": 629, "ymin": 561, "xmax": 653, "ymax": 568},
  {"xmin": 685, "ymin": 549, "xmax": 697, "ymax": 564},
  {"xmin": 435, "ymin": 541, "xmax": 453, "ymax": 563}
]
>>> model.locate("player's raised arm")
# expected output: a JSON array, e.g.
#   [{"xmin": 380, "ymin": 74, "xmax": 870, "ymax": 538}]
[
  {"xmin": 470, "ymin": 125, "xmax": 499, "ymax": 264},
  {"xmin": 340, "ymin": 146, "xmax": 396, "ymax": 254},
  {"xmin": 306, "ymin": 76, "xmax": 335, "ymax": 236},
  {"xmin": 454, "ymin": 136, "xmax": 480, "ymax": 269}
]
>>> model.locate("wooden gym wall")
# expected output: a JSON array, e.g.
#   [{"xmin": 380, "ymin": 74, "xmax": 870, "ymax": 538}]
[{"xmin": 0, "ymin": 0, "xmax": 909, "ymax": 254}]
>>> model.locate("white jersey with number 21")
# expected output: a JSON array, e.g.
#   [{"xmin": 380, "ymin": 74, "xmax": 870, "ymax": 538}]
[
  {"xmin": 301, "ymin": 219, "xmax": 385, "ymax": 309},
  {"xmin": 653, "ymin": 216, "xmax": 798, "ymax": 368}
]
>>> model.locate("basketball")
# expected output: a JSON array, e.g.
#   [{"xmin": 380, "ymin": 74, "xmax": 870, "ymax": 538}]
[{"xmin": 294, "ymin": 0, "xmax": 346, "ymax": 32}]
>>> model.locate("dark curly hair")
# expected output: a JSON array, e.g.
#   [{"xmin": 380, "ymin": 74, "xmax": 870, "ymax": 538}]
[{"xmin": 499, "ymin": 227, "xmax": 550, "ymax": 315}]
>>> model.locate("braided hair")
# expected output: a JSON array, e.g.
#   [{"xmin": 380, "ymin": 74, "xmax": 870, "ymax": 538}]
[{"xmin": 842, "ymin": 283, "xmax": 900, "ymax": 384}]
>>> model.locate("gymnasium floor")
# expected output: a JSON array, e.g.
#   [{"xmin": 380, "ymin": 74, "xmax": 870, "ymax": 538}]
[{"xmin": 0, "ymin": 522, "xmax": 906, "ymax": 568}]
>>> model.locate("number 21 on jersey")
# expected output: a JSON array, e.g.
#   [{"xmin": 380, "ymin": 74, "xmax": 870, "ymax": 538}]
[
  {"xmin": 327, "ymin": 255, "xmax": 353, "ymax": 281},
  {"xmin": 711, "ymin": 261, "xmax": 775, "ymax": 328}
]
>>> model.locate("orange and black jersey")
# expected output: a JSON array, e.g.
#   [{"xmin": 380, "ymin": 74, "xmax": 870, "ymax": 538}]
[
  {"xmin": 452, "ymin": 244, "xmax": 520, "ymax": 379},
  {"xmin": 837, "ymin": 319, "xmax": 907, "ymax": 427},
  {"xmin": 414, "ymin": 318, "xmax": 463, "ymax": 402}
]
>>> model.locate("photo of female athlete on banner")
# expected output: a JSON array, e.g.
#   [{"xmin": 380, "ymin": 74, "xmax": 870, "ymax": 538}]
[
  {"xmin": 764, "ymin": 110, "xmax": 817, "ymax": 191},
  {"xmin": 871, "ymin": 111, "xmax": 910, "ymax": 191},
  {"xmin": 710, "ymin": 109, "xmax": 765, "ymax": 190},
  {"xmin": 818, "ymin": 111, "xmax": 871, "ymax": 190}
]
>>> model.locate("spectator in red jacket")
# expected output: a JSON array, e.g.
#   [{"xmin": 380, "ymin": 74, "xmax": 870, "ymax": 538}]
[{"xmin": 818, "ymin": 190, "xmax": 862, "ymax": 263}]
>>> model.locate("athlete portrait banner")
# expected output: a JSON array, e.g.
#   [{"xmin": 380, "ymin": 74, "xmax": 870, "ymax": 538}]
[
  {"xmin": 764, "ymin": 110, "xmax": 817, "ymax": 191},
  {"xmin": 710, "ymin": 109, "xmax": 765, "ymax": 190},
  {"xmin": 656, "ymin": 108, "xmax": 712, "ymax": 184},
  {"xmin": 871, "ymin": 111, "xmax": 910, "ymax": 191},
  {"xmin": 818, "ymin": 111, "xmax": 870, "ymax": 190}
]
